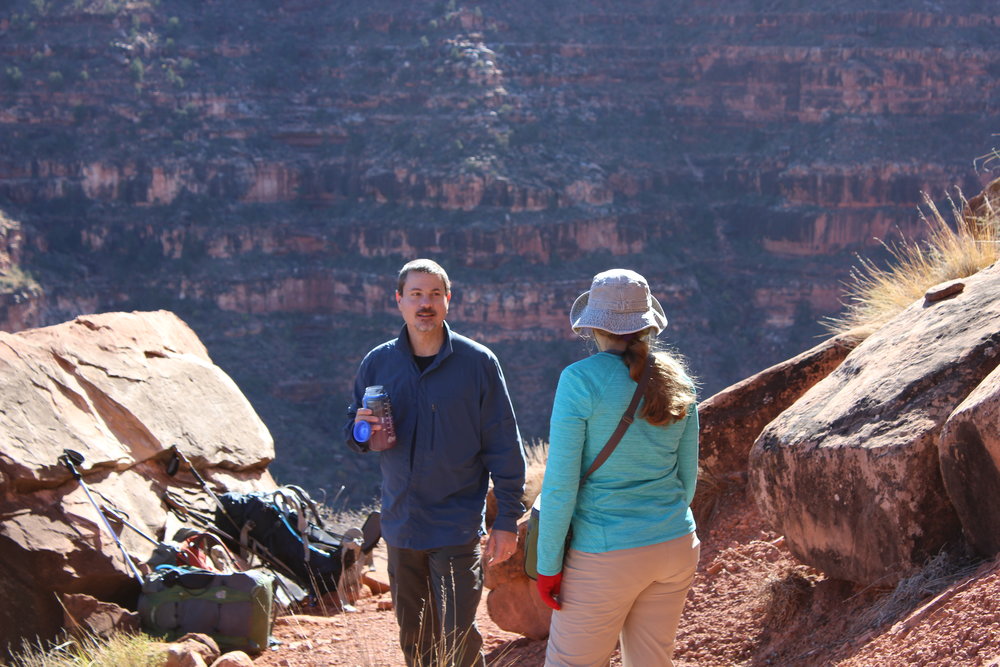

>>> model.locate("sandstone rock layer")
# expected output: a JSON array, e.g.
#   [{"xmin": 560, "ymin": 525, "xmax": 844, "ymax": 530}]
[
  {"xmin": 2, "ymin": 2, "xmax": 997, "ymax": 496},
  {"xmin": 748, "ymin": 262, "xmax": 1000, "ymax": 585}
]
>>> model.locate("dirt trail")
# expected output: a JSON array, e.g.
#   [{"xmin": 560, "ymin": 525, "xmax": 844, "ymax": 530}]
[{"xmin": 254, "ymin": 482, "xmax": 1000, "ymax": 666}]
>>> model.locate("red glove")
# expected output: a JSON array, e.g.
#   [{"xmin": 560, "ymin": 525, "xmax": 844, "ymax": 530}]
[{"xmin": 536, "ymin": 572, "xmax": 563, "ymax": 611}]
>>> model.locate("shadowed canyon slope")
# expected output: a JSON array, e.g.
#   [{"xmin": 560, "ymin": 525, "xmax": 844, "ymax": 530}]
[{"xmin": 0, "ymin": 0, "xmax": 997, "ymax": 500}]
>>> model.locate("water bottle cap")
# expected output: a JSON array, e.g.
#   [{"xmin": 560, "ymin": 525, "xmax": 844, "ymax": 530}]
[{"xmin": 353, "ymin": 420, "xmax": 372, "ymax": 443}]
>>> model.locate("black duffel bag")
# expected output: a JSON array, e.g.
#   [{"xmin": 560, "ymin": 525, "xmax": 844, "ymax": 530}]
[{"xmin": 213, "ymin": 486, "xmax": 373, "ymax": 596}]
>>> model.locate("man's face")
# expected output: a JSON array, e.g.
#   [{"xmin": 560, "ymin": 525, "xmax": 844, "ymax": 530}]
[{"xmin": 396, "ymin": 271, "xmax": 451, "ymax": 334}]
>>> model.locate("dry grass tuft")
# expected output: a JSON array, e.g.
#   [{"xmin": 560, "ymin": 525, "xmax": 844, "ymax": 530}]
[
  {"xmin": 485, "ymin": 440, "xmax": 547, "ymax": 526},
  {"xmin": 5, "ymin": 630, "xmax": 161, "ymax": 667},
  {"xmin": 522, "ymin": 440, "xmax": 548, "ymax": 508},
  {"xmin": 824, "ymin": 187, "xmax": 1000, "ymax": 335},
  {"xmin": 691, "ymin": 467, "xmax": 744, "ymax": 531},
  {"xmin": 855, "ymin": 549, "xmax": 980, "ymax": 630}
]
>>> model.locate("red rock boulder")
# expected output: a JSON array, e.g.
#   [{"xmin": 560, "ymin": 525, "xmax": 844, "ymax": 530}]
[
  {"xmin": 483, "ymin": 519, "xmax": 553, "ymax": 640},
  {"xmin": 0, "ymin": 311, "xmax": 277, "ymax": 654},
  {"xmin": 939, "ymin": 361, "xmax": 1000, "ymax": 556},
  {"xmin": 698, "ymin": 331, "xmax": 859, "ymax": 478},
  {"xmin": 749, "ymin": 263, "xmax": 1000, "ymax": 585}
]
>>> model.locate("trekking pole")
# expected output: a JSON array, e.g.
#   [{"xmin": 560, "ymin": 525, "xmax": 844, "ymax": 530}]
[
  {"xmin": 167, "ymin": 445, "xmax": 251, "ymax": 540},
  {"xmin": 58, "ymin": 449, "xmax": 144, "ymax": 582},
  {"xmin": 101, "ymin": 506, "xmax": 164, "ymax": 547},
  {"xmin": 169, "ymin": 446, "xmax": 224, "ymax": 508}
]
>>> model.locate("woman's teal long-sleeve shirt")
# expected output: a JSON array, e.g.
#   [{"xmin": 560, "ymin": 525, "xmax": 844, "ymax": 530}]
[{"xmin": 536, "ymin": 351, "xmax": 699, "ymax": 576}]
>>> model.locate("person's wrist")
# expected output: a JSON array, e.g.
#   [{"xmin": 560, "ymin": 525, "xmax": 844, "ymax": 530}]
[{"xmin": 493, "ymin": 515, "xmax": 518, "ymax": 534}]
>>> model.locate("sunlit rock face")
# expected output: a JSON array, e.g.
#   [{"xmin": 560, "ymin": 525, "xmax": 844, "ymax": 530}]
[{"xmin": 0, "ymin": 311, "xmax": 277, "ymax": 653}]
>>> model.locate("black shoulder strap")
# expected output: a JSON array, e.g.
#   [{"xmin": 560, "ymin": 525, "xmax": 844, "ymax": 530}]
[{"xmin": 581, "ymin": 352, "xmax": 655, "ymax": 482}]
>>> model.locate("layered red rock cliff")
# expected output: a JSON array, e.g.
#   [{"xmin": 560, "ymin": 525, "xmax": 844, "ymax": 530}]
[{"xmin": 0, "ymin": 0, "xmax": 996, "ymax": 494}]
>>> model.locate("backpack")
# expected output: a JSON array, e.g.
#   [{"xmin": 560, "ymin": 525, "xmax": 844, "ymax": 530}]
[
  {"xmin": 176, "ymin": 531, "xmax": 241, "ymax": 573},
  {"xmin": 212, "ymin": 486, "xmax": 366, "ymax": 597},
  {"xmin": 138, "ymin": 566, "xmax": 275, "ymax": 654}
]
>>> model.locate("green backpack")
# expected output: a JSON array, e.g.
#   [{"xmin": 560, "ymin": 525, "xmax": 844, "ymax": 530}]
[{"xmin": 138, "ymin": 566, "xmax": 275, "ymax": 654}]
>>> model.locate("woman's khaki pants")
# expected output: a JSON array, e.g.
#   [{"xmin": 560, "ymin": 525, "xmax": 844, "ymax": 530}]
[{"xmin": 544, "ymin": 532, "xmax": 700, "ymax": 667}]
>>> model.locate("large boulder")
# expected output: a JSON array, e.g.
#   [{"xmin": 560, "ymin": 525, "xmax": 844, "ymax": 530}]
[
  {"xmin": 483, "ymin": 519, "xmax": 552, "ymax": 640},
  {"xmin": 61, "ymin": 593, "xmax": 140, "ymax": 639},
  {"xmin": 939, "ymin": 362, "xmax": 1000, "ymax": 556},
  {"xmin": 0, "ymin": 311, "xmax": 277, "ymax": 654},
  {"xmin": 749, "ymin": 262, "xmax": 1000, "ymax": 585},
  {"xmin": 698, "ymin": 332, "xmax": 860, "ymax": 478}
]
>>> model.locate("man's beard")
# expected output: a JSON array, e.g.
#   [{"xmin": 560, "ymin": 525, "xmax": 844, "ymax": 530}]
[{"xmin": 412, "ymin": 310, "xmax": 439, "ymax": 332}]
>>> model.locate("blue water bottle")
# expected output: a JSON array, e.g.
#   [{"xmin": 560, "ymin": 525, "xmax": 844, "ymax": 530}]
[{"xmin": 353, "ymin": 385, "xmax": 397, "ymax": 451}]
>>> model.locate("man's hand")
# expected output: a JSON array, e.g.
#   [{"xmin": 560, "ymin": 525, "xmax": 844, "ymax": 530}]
[
  {"xmin": 354, "ymin": 407, "xmax": 381, "ymax": 430},
  {"xmin": 485, "ymin": 529, "xmax": 518, "ymax": 565},
  {"xmin": 536, "ymin": 572, "xmax": 563, "ymax": 610},
  {"xmin": 355, "ymin": 407, "xmax": 380, "ymax": 426}
]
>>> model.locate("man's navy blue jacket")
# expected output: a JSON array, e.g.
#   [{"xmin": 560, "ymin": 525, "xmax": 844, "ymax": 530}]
[{"xmin": 345, "ymin": 322, "xmax": 526, "ymax": 550}]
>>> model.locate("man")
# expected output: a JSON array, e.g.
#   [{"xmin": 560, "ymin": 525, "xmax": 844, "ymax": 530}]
[{"xmin": 345, "ymin": 258, "xmax": 526, "ymax": 667}]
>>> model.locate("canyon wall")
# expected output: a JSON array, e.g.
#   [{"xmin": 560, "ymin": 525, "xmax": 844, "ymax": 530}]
[{"xmin": 0, "ymin": 0, "xmax": 996, "ymax": 501}]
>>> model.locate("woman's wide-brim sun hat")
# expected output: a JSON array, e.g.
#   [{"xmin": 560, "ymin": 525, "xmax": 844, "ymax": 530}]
[{"xmin": 570, "ymin": 269, "xmax": 667, "ymax": 337}]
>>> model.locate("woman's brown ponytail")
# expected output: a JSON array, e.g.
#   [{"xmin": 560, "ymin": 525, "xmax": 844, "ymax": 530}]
[{"xmin": 619, "ymin": 332, "xmax": 696, "ymax": 426}]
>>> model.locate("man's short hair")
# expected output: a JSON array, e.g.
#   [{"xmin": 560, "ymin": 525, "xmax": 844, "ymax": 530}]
[{"xmin": 397, "ymin": 259, "xmax": 451, "ymax": 295}]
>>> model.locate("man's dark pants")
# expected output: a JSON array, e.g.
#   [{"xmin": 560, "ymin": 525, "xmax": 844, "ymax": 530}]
[{"xmin": 387, "ymin": 537, "xmax": 486, "ymax": 667}]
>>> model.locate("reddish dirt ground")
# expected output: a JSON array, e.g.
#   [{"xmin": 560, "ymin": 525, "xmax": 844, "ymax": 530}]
[{"xmin": 253, "ymin": 481, "xmax": 1000, "ymax": 667}]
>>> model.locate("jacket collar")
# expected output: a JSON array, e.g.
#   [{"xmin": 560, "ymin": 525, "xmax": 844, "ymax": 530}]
[{"xmin": 398, "ymin": 321, "xmax": 454, "ymax": 372}]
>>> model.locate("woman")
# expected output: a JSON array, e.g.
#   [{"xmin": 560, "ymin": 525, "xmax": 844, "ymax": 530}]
[{"xmin": 536, "ymin": 268, "xmax": 700, "ymax": 667}]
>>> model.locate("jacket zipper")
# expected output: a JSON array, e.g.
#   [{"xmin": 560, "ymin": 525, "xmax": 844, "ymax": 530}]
[{"xmin": 429, "ymin": 403, "xmax": 437, "ymax": 451}]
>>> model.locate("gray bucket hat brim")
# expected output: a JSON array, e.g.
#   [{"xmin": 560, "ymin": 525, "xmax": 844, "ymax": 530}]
[{"xmin": 570, "ymin": 269, "xmax": 667, "ymax": 337}]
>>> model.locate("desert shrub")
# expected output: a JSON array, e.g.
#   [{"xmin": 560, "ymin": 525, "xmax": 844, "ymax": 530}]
[
  {"xmin": 4, "ymin": 66, "xmax": 24, "ymax": 90},
  {"xmin": 758, "ymin": 567, "xmax": 817, "ymax": 627},
  {"xmin": 164, "ymin": 66, "xmax": 183, "ymax": 88},
  {"xmin": 0, "ymin": 266, "xmax": 40, "ymax": 293},
  {"xmin": 825, "ymin": 188, "xmax": 1000, "ymax": 335},
  {"xmin": 129, "ymin": 58, "xmax": 144, "ymax": 82},
  {"xmin": 30, "ymin": 0, "xmax": 50, "ymax": 17}
]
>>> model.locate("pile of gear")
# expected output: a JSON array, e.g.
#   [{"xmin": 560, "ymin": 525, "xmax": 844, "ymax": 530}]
[{"xmin": 58, "ymin": 446, "xmax": 381, "ymax": 654}]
